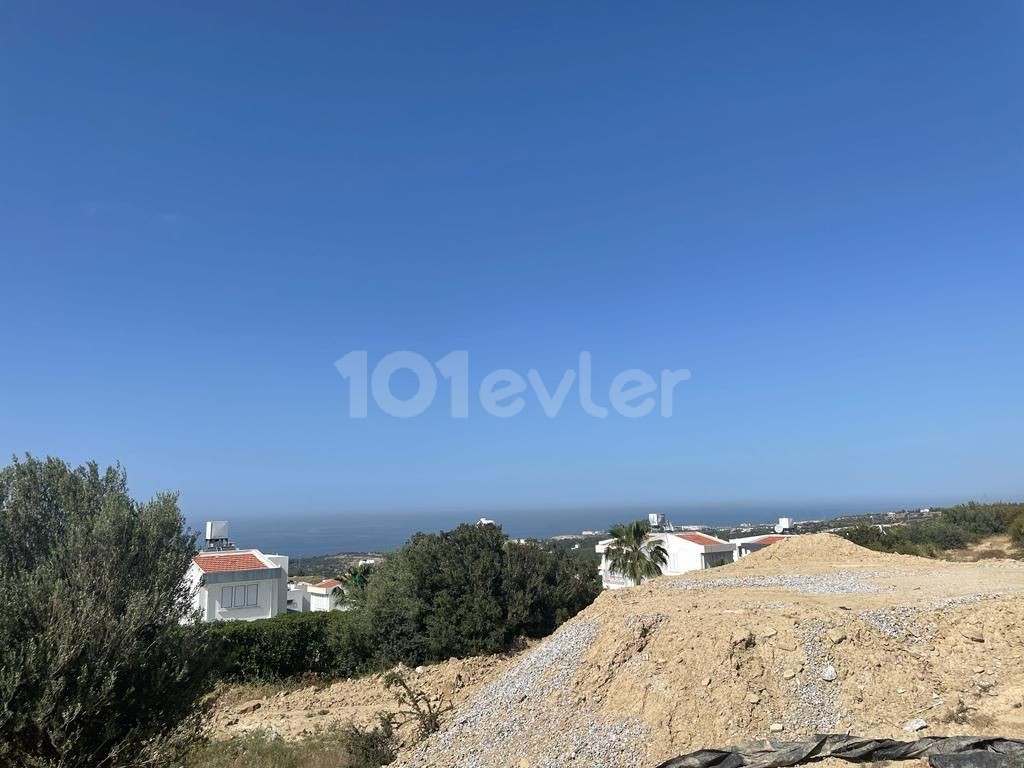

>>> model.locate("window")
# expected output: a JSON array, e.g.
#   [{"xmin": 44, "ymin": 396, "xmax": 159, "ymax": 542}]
[{"xmin": 220, "ymin": 583, "xmax": 260, "ymax": 609}]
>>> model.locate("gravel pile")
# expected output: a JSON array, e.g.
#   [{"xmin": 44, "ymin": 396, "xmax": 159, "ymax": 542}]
[
  {"xmin": 671, "ymin": 571, "xmax": 890, "ymax": 594},
  {"xmin": 784, "ymin": 619, "xmax": 848, "ymax": 733},
  {"xmin": 859, "ymin": 605, "xmax": 932, "ymax": 641},
  {"xmin": 398, "ymin": 619, "xmax": 650, "ymax": 768},
  {"xmin": 860, "ymin": 594, "xmax": 1004, "ymax": 642}
]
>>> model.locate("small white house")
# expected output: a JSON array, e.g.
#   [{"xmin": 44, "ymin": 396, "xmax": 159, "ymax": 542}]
[
  {"xmin": 596, "ymin": 531, "xmax": 735, "ymax": 589},
  {"xmin": 308, "ymin": 578, "xmax": 344, "ymax": 611},
  {"xmin": 186, "ymin": 548, "xmax": 289, "ymax": 622}
]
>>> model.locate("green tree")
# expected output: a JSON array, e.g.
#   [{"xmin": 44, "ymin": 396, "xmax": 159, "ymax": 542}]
[
  {"xmin": 503, "ymin": 541, "xmax": 600, "ymax": 636},
  {"xmin": 361, "ymin": 523, "xmax": 508, "ymax": 666},
  {"xmin": 358, "ymin": 523, "xmax": 600, "ymax": 669},
  {"xmin": 1010, "ymin": 513, "xmax": 1024, "ymax": 551},
  {"xmin": 0, "ymin": 455, "xmax": 216, "ymax": 768},
  {"xmin": 605, "ymin": 520, "xmax": 668, "ymax": 586}
]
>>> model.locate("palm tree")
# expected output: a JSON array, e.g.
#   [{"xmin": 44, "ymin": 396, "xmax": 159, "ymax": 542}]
[
  {"xmin": 606, "ymin": 520, "xmax": 668, "ymax": 586},
  {"xmin": 340, "ymin": 562, "xmax": 376, "ymax": 607}
]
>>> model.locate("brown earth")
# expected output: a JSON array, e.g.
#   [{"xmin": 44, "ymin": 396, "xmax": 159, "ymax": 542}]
[
  {"xmin": 210, "ymin": 534, "xmax": 1024, "ymax": 768},
  {"xmin": 206, "ymin": 646, "xmax": 530, "ymax": 747}
]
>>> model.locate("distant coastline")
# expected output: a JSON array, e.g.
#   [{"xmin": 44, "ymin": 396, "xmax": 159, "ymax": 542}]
[{"xmin": 190, "ymin": 499, "xmax": 946, "ymax": 557}]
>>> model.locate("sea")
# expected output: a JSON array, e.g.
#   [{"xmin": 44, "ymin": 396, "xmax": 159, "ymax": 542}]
[{"xmin": 187, "ymin": 499, "xmax": 923, "ymax": 557}]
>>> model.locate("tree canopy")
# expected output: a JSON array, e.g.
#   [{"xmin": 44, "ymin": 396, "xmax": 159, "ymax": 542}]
[{"xmin": 0, "ymin": 455, "xmax": 215, "ymax": 768}]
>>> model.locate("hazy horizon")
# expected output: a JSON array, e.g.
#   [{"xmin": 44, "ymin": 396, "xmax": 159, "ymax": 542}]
[{"xmin": 188, "ymin": 495, "xmax": 992, "ymax": 556}]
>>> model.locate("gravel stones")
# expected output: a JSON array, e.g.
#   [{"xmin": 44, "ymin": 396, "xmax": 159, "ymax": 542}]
[
  {"xmin": 859, "ymin": 594, "xmax": 1001, "ymax": 643},
  {"xmin": 397, "ymin": 620, "xmax": 650, "ymax": 768},
  {"xmin": 782, "ymin": 620, "xmax": 847, "ymax": 733},
  {"xmin": 671, "ymin": 572, "xmax": 890, "ymax": 595}
]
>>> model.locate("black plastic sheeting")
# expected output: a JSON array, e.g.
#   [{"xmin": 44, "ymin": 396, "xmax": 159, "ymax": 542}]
[{"xmin": 655, "ymin": 735, "xmax": 1024, "ymax": 768}]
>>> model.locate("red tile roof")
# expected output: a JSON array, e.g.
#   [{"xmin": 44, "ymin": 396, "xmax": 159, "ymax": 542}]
[
  {"xmin": 675, "ymin": 532, "xmax": 726, "ymax": 546},
  {"xmin": 754, "ymin": 535, "xmax": 787, "ymax": 544},
  {"xmin": 193, "ymin": 553, "xmax": 267, "ymax": 573},
  {"xmin": 317, "ymin": 578, "xmax": 342, "ymax": 589}
]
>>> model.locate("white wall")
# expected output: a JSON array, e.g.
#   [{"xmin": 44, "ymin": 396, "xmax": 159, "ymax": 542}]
[
  {"xmin": 287, "ymin": 585, "xmax": 310, "ymax": 613},
  {"xmin": 207, "ymin": 577, "xmax": 281, "ymax": 621}
]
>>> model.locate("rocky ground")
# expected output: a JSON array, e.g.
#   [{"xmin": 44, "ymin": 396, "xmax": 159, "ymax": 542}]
[{"xmin": 210, "ymin": 534, "xmax": 1024, "ymax": 768}]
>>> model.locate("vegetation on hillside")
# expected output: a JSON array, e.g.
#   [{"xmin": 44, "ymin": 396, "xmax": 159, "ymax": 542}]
[
  {"xmin": 0, "ymin": 455, "xmax": 216, "ymax": 768},
  {"xmin": 0, "ymin": 455, "xmax": 601, "ymax": 766},
  {"xmin": 212, "ymin": 522, "xmax": 601, "ymax": 681},
  {"xmin": 840, "ymin": 502, "xmax": 1024, "ymax": 557},
  {"xmin": 185, "ymin": 723, "xmax": 396, "ymax": 768}
]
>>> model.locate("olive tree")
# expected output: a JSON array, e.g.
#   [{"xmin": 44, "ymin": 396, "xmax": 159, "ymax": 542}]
[{"xmin": 0, "ymin": 455, "xmax": 215, "ymax": 768}]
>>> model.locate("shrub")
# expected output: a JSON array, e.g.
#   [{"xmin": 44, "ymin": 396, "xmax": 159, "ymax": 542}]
[
  {"xmin": 841, "ymin": 502, "xmax": 1024, "ymax": 558},
  {"xmin": 0, "ymin": 455, "xmax": 216, "ymax": 767},
  {"xmin": 338, "ymin": 716, "xmax": 397, "ymax": 768},
  {"xmin": 360, "ymin": 524, "xmax": 601, "ymax": 669},
  {"xmin": 383, "ymin": 671, "xmax": 450, "ymax": 739},
  {"xmin": 209, "ymin": 610, "xmax": 367, "ymax": 681},
  {"xmin": 1010, "ymin": 513, "xmax": 1024, "ymax": 550}
]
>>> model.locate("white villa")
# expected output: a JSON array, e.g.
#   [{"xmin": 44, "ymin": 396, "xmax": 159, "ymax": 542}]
[
  {"xmin": 596, "ymin": 530, "xmax": 735, "ymax": 589},
  {"xmin": 187, "ymin": 549, "xmax": 289, "ymax": 622},
  {"xmin": 186, "ymin": 521, "xmax": 289, "ymax": 622}
]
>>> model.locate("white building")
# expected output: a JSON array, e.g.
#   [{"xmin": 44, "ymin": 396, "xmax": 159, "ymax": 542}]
[
  {"xmin": 287, "ymin": 580, "xmax": 313, "ymax": 613},
  {"xmin": 307, "ymin": 578, "xmax": 344, "ymax": 611},
  {"xmin": 596, "ymin": 531, "xmax": 735, "ymax": 589},
  {"xmin": 187, "ymin": 549, "xmax": 289, "ymax": 622}
]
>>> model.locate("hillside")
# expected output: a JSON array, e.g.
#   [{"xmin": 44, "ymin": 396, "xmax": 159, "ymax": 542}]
[
  {"xmin": 209, "ymin": 534, "xmax": 1024, "ymax": 768},
  {"xmin": 395, "ymin": 534, "xmax": 1024, "ymax": 767}
]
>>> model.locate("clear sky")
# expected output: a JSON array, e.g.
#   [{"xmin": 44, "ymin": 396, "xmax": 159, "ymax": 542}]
[{"xmin": 2, "ymin": 2, "xmax": 1022, "ymax": 524}]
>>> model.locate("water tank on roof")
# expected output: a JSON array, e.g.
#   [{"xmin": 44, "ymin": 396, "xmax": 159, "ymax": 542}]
[
  {"xmin": 205, "ymin": 521, "xmax": 229, "ymax": 541},
  {"xmin": 774, "ymin": 517, "xmax": 793, "ymax": 534}
]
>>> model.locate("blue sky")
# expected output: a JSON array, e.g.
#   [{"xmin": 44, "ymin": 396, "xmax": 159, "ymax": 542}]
[{"xmin": 2, "ymin": 2, "xmax": 1022, "ymax": 525}]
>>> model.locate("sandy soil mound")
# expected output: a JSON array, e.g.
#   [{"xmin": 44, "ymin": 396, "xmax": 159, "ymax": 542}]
[
  {"xmin": 728, "ymin": 532, "xmax": 924, "ymax": 569},
  {"xmin": 397, "ymin": 540, "xmax": 1024, "ymax": 768}
]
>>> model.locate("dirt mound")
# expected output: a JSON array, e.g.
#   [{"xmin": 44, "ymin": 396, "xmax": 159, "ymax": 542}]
[
  {"xmin": 396, "ymin": 545, "xmax": 1024, "ymax": 768},
  {"xmin": 729, "ymin": 533, "xmax": 912, "ymax": 569},
  {"xmin": 206, "ymin": 648, "xmax": 529, "ymax": 744}
]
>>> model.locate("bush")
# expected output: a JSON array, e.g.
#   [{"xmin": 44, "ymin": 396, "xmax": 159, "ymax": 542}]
[
  {"xmin": 0, "ymin": 455, "xmax": 216, "ymax": 767},
  {"xmin": 209, "ymin": 610, "xmax": 367, "ymax": 682},
  {"xmin": 1010, "ymin": 513, "xmax": 1024, "ymax": 550},
  {"xmin": 841, "ymin": 502, "xmax": 1024, "ymax": 558},
  {"xmin": 361, "ymin": 524, "xmax": 601, "ymax": 669}
]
